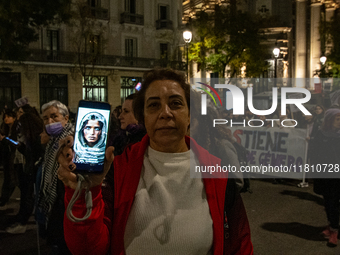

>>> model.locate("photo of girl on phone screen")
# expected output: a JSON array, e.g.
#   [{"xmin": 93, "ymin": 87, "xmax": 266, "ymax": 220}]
[{"xmin": 74, "ymin": 111, "xmax": 107, "ymax": 164}]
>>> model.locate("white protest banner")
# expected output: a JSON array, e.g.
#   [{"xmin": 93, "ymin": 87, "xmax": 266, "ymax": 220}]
[{"xmin": 229, "ymin": 126, "xmax": 307, "ymax": 179}]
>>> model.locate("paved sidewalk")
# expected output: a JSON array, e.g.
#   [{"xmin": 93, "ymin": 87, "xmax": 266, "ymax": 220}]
[
  {"xmin": 0, "ymin": 170, "xmax": 49, "ymax": 255},
  {"xmin": 242, "ymin": 178, "xmax": 340, "ymax": 255},
  {"xmin": 0, "ymin": 169, "xmax": 340, "ymax": 254}
]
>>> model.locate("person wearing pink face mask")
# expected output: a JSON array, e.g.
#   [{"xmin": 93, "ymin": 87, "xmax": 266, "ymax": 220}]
[{"xmin": 37, "ymin": 100, "xmax": 74, "ymax": 255}]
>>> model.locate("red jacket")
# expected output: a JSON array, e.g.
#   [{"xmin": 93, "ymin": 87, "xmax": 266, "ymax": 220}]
[{"xmin": 64, "ymin": 135, "xmax": 253, "ymax": 255}]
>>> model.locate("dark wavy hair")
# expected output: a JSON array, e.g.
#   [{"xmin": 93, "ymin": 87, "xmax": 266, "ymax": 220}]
[
  {"xmin": 1, "ymin": 109, "xmax": 17, "ymax": 136},
  {"xmin": 2, "ymin": 109, "xmax": 16, "ymax": 121},
  {"xmin": 133, "ymin": 68, "xmax": 190, "ymax": 124},
  {"xmin": 20, "ymin": 104, "xmax": 40, "ymax": 116},
  {"xmin": 18, "ymin": 113, "xmax": 43, "ymax": 148}
]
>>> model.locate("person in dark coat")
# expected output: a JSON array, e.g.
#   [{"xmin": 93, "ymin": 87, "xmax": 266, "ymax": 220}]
[
  {"xmin": 312, "ymin": 104, "xmax": 325, "ymax": 136},
  {"xmin": 0, "ymin": 110, "xmax": 20, "ymax": 209},
  {"xmin": 310, "ymin": 108, "xmax": 340, "ymax": 247},
  {"xmin": 6, "ymin": 112, "xmax": 44, "ymax": 234},
  {"xmin": 108, "ymin": 94, "xmax": 146, "ymax": 156}
]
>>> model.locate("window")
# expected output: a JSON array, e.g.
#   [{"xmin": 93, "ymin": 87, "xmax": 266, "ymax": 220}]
[
  {"xmin": 160, "ymin": 43, "xmax": 168, "ymax": 59},
  {"xmin": 47, "ymin": 30, "xmax": 59, "ymax": 51},
  {"xmin": 125, "ymin": 0, "xmax": 136, "ymax": 14},
  {"xmin": 121, "ymin": 0, "xmax": 142, "ymax": 24},
  {"xmin": 156, "ymin": 5, "xmax": 172, "ymax": 29},
  {"xmin": 46, "ymin": 30, "xmax": 59, "ymax": 60},
  {"xmin": 120, "ymin": 77, "xmax": 142, "ymax": 104},
  {"xmin": 86, "ymin": 0, "xmax": 108, "ymax": 19},
  {"xmin": 89, "ymin": 35, "xmax": 101, "ymax": 54},
  {"xmin": 159, "ymin": 5, "xmax": 168, "ymax": 20},
  {"xmin": 83, "ymin": 76, "xmax": 107, "ymax": 102},
  {"xmin": 125, "ymin": 38, "xmax": 137, "ymax": 57},
  {"xmin": 88, "ymin": 0, "xmax": 99, "ymax": 7},
  {"xmin": 39, "ymin": 74, "xmax": 68, "ymax": 108},
  {"xmin": 0, "ymin": 72, "xmax": 21, "ymax": 110}
]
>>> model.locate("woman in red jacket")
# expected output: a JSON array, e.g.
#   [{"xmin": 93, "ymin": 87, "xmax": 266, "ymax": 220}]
[{"xmin": 57, "ymin": 68, "xmax": 253, "ymax": 255}]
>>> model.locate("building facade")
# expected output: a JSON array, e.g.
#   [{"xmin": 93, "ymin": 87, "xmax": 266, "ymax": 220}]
[
  {"xmin": 295, "ymin": 0, "xmax": 339, "ymax": 80},
  {"xmin": 0, "ymin": 0, "xmax": 185, "ymax": 112},
  {"xmin": 183, "ymin": 0, "xmax": 340, "ymax": 90}
]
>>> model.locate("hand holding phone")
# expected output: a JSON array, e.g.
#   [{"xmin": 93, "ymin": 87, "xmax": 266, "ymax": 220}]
[
  {"xmin": 57, "ymin": 136, "xmax": 115, "ymax": 189},
  {"xmin": 72, "ymin": 100, "xmax": 111, "ymax": 174}
]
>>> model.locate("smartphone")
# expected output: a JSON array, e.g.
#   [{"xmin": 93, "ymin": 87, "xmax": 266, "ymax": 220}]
[
  {"xmin": 73, "ymin": 100, "xmax": 111, "ymax": 173},
  {"xmin": 5, "ymin": 137, "xmax": 19, "ymax": 146}
]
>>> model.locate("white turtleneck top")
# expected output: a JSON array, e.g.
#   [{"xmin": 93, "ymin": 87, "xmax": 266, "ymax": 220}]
[{"xmin": 124, "ymin": 146, "xmax": 213, "ymax": 255}]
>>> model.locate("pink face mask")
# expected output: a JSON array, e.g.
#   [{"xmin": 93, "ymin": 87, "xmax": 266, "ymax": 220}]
[{"xmin": 45, "ymin": 122, "xmax": 63, "ymax": 137}]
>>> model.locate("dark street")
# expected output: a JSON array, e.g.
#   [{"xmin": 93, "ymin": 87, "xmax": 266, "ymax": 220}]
[{"xmin": 1, "ymin": 171, "xmax": 340, "ymax": 254}]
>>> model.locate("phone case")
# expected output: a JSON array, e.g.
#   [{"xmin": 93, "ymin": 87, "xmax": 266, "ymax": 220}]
[{"xmin": 73, "ymin": 100, "xmax": 111, "ymax": 173}]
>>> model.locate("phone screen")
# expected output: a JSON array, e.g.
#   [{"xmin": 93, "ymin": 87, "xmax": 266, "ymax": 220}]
[
  {"xmin": 5, "ymin": 137, "xmax": 19, "ymax": 146},
  {"xmin": 73, "ymin": 101, "xmax": 111, "ymax": 173}
]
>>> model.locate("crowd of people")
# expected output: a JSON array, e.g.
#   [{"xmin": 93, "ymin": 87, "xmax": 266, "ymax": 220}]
[
  {"xmin": 0, "ymin": 68, "xmax": 339, "ymax": 254},
  {"xmin": 0, "ymin": 95, "xmax": 146, "ymax": 254},
  {"xmin": 199, "ymin": 93, "xmax": 340, "ymax": 247}
]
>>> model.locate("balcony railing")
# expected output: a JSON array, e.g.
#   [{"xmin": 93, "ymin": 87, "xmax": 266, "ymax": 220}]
[
  {"xmin": 26, "ymin": 49, "xmax": 185, "ymax": 71},
  {"xmin": 120, "ymin": 12, "xmax": 144, "ymax": 25},
  {"xmin": 156, "ymin": 20, "xmax": 173, "ymax": 30}
]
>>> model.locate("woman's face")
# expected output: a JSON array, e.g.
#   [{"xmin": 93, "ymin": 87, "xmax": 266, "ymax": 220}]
[
  {"xmin": 42, "ymin": 106, "xmax": 69, "ymax": 127},
  {"xmin": 4, "ymin": 114, "xmax": 15, "ymax": 126},
  {"xmin": 119, "ymin": 99, "xmax": 137, "ymax": 130},
  {"xmin": 315, "ymin": 106, "xmax": 323, "ymax": 115},
  {"xmin": 332, "ymin": 114, "xmax": 340, "ymax": 130},
  {"xmin": 83, "ymin": 120, "xmax": 102, "ymax": 146},
  {"xmin": 144, "ymin": 80, "xmax": 190, "ymax": 153}
]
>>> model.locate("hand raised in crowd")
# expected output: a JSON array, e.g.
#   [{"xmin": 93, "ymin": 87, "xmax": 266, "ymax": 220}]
[{"xmin": 57, "ymin": 135, "xmax": 114, "ymax": 189}]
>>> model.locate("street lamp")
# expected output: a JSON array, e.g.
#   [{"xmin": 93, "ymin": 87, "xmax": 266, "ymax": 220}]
[
  {"xmin": 319, "ymin": 54, "xmax": 327, "ymax": 78},
  {"xmin": 320, "ymin": 55, "xmax": 327, "ymax": 65},
  {"xmin": 319, "ymin": 54, "xmax": 327, "ymax": 94},
  {"xmin": 273, "ymin": 47, "xmax": 280, "ymax": 58},
  {"xmin": 183, "ymin": 29, "xmax": 192, "ymax": 83},
  {"xmin": 273, "ymin": 46, "xmax": 280, "ymax": 87}
]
